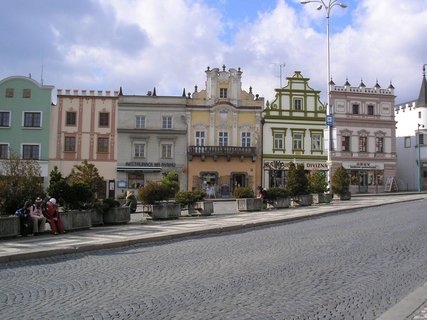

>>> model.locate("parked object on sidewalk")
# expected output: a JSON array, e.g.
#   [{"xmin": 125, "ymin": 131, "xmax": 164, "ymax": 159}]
[
  {"xmin": 265, "ymin": 187, "xmax": 290, "ymax": 209},
  {"xmin": 332, "ymin": 166, "xmax": 351, "ymax": 200},
  {"xmin": 234, "ymin": 187, "xmax": 262, "ymax": 212}
]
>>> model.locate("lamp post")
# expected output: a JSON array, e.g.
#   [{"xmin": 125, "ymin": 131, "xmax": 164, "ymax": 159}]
[
  {"xmin": 418, "ymin": 123, "xmax": 424, "ymax": 192},
  {"xmin": 300, "ymin": 0, "xmax": 347, "ymax": 194}
]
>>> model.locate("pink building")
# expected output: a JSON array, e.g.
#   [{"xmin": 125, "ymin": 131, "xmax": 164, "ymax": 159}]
[
  {"xmin": 49, "ymin": 89, "xmax": 119, "ymax": 198},
  {"xmin": 330, "ymin": 79, "xmax": 397, "ymax": 193}
]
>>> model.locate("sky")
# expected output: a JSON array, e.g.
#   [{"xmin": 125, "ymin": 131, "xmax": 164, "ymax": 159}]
[{"xmin": 1, "ymin": 0, "xmax": 426, "ymax": 104}]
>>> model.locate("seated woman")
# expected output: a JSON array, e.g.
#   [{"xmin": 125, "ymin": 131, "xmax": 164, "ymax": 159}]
[
  {"xmin": 123, "ymin": 191, "xmax": 137, "ymax": 213},
  {"xmin": 44, "ymin": 198, "xmax": 65, "ymax": 235},
  {"xmin": 30, "ymin": 197, "xmax": 46, "ymax": 235}
]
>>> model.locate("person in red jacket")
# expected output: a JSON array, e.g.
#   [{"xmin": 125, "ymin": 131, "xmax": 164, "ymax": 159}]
[{"xmin": 44, "ymin": 198, "xmax": 65, "ymax": 235}]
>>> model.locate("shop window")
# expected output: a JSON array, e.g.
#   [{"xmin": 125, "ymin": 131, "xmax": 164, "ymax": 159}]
[{"xmin": 128, "ymin": 174, "xmax": 144, "ymax": 189}]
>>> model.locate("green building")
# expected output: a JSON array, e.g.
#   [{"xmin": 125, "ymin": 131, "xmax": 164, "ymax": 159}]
[{"xmin": 0, "ymin": 76, "xmax": 54, "ymax": 187}]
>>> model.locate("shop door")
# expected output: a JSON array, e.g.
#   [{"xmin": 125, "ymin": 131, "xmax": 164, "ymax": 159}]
[
  {"xmin": 358, "ymin": 171, "xmax": 368, "ymax": 193},
  {"xmin": 232, "ymin": 174, "xmax": 246, "ymax": 193}
]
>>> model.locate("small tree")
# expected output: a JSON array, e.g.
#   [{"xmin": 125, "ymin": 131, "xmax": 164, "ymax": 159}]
[
  {"xmin": 0, "ymin": 152, "xmax": 45, "ymax": 215},
  {"xmin": 286, "ymin": 162, "xmax": 309, "ymax": 197},
  {"xmin": 161, "ymin": 171, "xmax": 179, "ymax": 198},
  {"xmin": 47, "ymin": 166, "xmax": 69, "ymax": 205},
  {"xmin": 68, "ymin": 160, "xmax": 105, "ymax": 202},
  {"xmin": 138, "ymin": 181, "xmax": 169, "ymax": 205},
  {"xmin": 308, "ymin": 170, "xmax": 328, "ymax": 193},
  {"xmin": 332, "ymin": 166, "xmax": 350, "ymax": 195},
  {"xmin": 233, "ymin": 186, "xmax": 255, "ymax": 198}
]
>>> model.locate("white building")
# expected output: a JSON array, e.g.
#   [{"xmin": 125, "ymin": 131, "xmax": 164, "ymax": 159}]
[{"xmin": 395, "ymin": 66, "xmax": 427, "ymax": 191}]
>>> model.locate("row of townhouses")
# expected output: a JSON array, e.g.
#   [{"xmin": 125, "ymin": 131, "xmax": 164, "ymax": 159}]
[{"xmin": 1, "ymin": 65, "xmax": 426, "ymax": 198}]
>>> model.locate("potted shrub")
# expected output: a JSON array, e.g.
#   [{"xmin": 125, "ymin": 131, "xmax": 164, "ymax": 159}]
[
  {"xmin": 175, "ymin": 190, "xmax": 212, "ymax": 216},
  {"xmin": 308, "ymin": 170, "xmax": 331, "ymax": 204},
  {"xmin": 95, "ymin": 198, "xmax": 130, "ymax": 225},
  {"xmin": 287, "ymin": 162, "xmax": 313, "ymax": 207},
  {"xmin": 138, "ymin": 181, "xmax": 180, "ymax": 220},
  {"xmin": 332, "ymin": 165, "xmax": 351, "ymax": 200},
  {"xmin": 233, "ymin": 187, "xmax": 262, "ymax": 212},
  {"xmin": 265, "ymin": 187, "xmax": 290, "ymax": 209}
]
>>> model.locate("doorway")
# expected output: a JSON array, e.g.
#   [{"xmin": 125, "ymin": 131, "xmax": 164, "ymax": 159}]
[{"xmin": 358, "ymin": 171, "xmax": 368, "ymax": 193}]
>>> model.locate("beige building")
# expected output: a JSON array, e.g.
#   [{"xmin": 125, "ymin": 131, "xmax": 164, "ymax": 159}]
[
  {"xmin": 49, "ymin": 89, "xmax": 119, "ymax": 197},
  {"xmin": 186, "ymin": 66, "xmax": 263, "ymax": 197},
  {"xmin": 116, "ymin": 91, "xmax": 188, "ymax": 197},
  {"xmin": 330, "ymin": 79, "xmax": 397, "ymax": 193}
]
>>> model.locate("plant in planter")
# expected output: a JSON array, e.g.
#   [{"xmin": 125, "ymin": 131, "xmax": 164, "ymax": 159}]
[
  {"xmin": 308, "ymin": 170, "xmax": 331, "ymax": 204},
  {"xmin": 138, "ymin": 181, "xmax": 180, "ymax": 219},
  {"xmin": 96, "ymin": 198, "xmax": 130, "ymax": 225},
  {"xmin": 265, "ymin": 187, "xmax": 290, "ymax": 209},
  {"xmin": 287, "ymin": 162, "xmax": 313, "ymax": 206},
  {"xmin": 233, "ymin": 187, "xmax": 262, "ymax": 212},
  {"xmin": 175, "ymin": 190, "xmax": 212, "ymax": 216},
  {"xmin": 332, "ymin": 165, "xmax": 351, "ymax": 200}
]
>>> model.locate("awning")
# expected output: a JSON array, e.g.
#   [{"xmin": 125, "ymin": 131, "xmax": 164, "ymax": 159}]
[{"xmin": 116, "ymin": 166, "xmax": 162, "ymax": 172}]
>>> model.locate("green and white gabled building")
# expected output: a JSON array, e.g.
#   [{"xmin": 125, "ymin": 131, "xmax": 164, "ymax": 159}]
[{"xmin": 262, "ymin": 71, "xmax": 327, "ymax": 188}]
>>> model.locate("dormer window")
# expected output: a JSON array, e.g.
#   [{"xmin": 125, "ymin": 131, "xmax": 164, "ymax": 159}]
[{"xmin": 220, "ymin": 88, "xmax": 227, "ymax": 98}]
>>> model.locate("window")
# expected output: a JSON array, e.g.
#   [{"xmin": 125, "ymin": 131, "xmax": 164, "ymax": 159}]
[
  {"xmin": 368, "ymin": 105, "xmax": 374, "ymax": 115},
  {"xmin": 23, "ymin": 89, "xmax": 31, "ymax": 98},
  {"xmin": 24, "ymin": 112, "xmax": 41, "ymax": 127},
  {"xmin": 419, "ymin": 134, "xmax": 424, "ymax": 145},
  {"xmin": 219, "ymin": 132, "xmax": 228, "ymax": 146},
  {"xmin": 134, "ymin": 143, "xmax": 145, "ymax": 158},
  {"xmin": 375, "ymin": 137, "xmax": 384, "ymax": 153},
  {"xmin": 419, "ymin": 112, "xmax": 422, "ymax": 119},
  {"xmin": 0, "ymin": 144, "xmax": 9, "ymax": 159},
  {"xmin": 352, "ymin": 104, "xmax": 359, "ymax": 114},
  {"xmin": 6, "ymin": 88, "xmax": 14, "ymax": 98},
  {"xmin": 220, "ymin": 88, "xmax": 228, "ymax": 98},
  {"xmin": 66, "ymin": 112, "xmax": 76, "ymax": 126},
  {"xmin": 136, "ymin": 115, "xmax": 145, "ymax": 129},
  {"xmin": 294, "ymin": 98, "xmax": 303, "ymax": 111},
  {"xmin": 195, "ymin": 131, "xmax": 205, "ymax": 146},
  {"xmin": 97, "ymin": 137, "xmax": 109, "ymax": 153},
  {"xmin": 404, "ymin": 136, "xmax": 411, "ymax": 148},
  {"xmin": 359, "ymin": 136, "xmax": 367, "ymax": 152},
  {"xmin": 293, "ymin": 132, "xmax": 303, "ymax": 150},
  {"xmin": 161, "ymin": 144, "xmax": 172, "ymax": 159},
  {"xmin": 241, "ymin": 132, "xmax": 251, "ymax": 147},
  {"xmin": 64, "ymin": 137, "xmax": 76, "ymax": 152},
  {"xmin": 0, "ymin": 111, "xmax": 10, "ymax": 127},
  {"xmin": 162, "ymin": 116, "xmax": 172, "ymax": 129},
  {"xmin": 311, "ymin": 133, "xmax": 322, "ymax": 151},
  {"xmin": 342, "ymin": 136, "xmax": 350, "ymax": 151},
  {"xmin": 274, "ymin": 132, "xmax": 284, "ymax": 150},
  {"xmin": 22, "ymin": 144, "xmax": 39, "ymax": 160},
  {"xmin": 99, "ymin": 112, "xmax": 109, "ymax": 127}
]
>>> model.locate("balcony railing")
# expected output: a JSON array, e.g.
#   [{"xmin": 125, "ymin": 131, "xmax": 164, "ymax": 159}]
[{"xmin": 188, "ymin": 146, "xmax": 257, "ymax": 159}]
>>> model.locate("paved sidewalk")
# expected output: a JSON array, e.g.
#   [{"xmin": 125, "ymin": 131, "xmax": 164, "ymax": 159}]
[{"xmin": 1, "ymin": 193, "xmax": 427, "ymax": 319}]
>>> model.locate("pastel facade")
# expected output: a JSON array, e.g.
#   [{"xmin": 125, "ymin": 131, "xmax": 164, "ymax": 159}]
[
  {"xmin": 186, "ymin": 66, "xmax": 263, "ymax": 197},
  {"xmin": 116, "ymin": 92, "xmax": 188, "ymax": 197},
  {"xmin": 262, "ymin": 71, "xmax": 327, "ymax": 188},
  {"xmin": 0, "ymin": 76, "xmax": 54, "ymax": 187},
  {"xmin": 49, "ymin": 89, "xmax": 118, "ymax": 197},
  {"xmin": 394, "ymin": 67, "xmax": 427, "ymax": 191},
  {"xmin": 330, "ymin": 79, "xmax": 397, "ymax": 193}
]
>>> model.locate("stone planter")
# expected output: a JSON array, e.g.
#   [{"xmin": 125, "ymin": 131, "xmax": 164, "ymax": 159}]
[
  {"xmin": 0, "ymin": 216, "xmax": 20, "ymax": 238},
  {"xmin": 236, "ymin": 198, "xmax": 262, "ymax": 212},
  {"xmin": 187, "ymin": 201, "xmax": 214, "ymax": 216},
  {"xmin": 312, "ymin": 193, "xmax": 332, "ymax": 204},
  {"xmin": 334, "ymin": 192, "xmax": 352, "ymax": 201},
  {"xmin": 90, "ymin": 209, "xmax": 104, "ymax": 226},
  {"xmin": 103, "ymin": 207, "xmax": 131, "ymax": 224},
  {"xmin": 272, "ymin": 197, "xmax": 290, "ymax": 209},
  {"xmin": 292, "ymin": 194, "xmax": 313, "ymax": 207},
  {"xmin": 61, "ymin": 210, "xmax": 92, "ymax": 231},
  {"xmin": 147, "ymin": 203, "xmax": 181, "ymax": 220}
]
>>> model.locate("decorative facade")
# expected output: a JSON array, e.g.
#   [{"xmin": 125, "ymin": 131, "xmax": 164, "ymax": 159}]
[
  {"xmin": 116, "ymin": 91, "xmax": 188, "ymax": 197},
  {"xmin": 0, "ymin": 76, "xmax": 54, "ymax": 187},
  {"xmin": 186, "ymin": 66, "xmax": 263, "ymax": 197},
  {"xmin": 330, "ymin": 79, "xmax": 397, "ymax": 193},
  {"xmin": 49, "ymin": 89, "xmax": 118, "ymax": 198},
  {"xmin": 262, "ymin": 71, "xmax": 327, "ymax": 188},
  {"xmin": 394, "ymin": 65, "xmax": 427, "ymax": 191}
]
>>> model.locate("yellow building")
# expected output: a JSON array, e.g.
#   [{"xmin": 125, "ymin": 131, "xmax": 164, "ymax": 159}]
[{"xmin": 186, "ymin": 66, "xmax": 264, "ymax": 197}]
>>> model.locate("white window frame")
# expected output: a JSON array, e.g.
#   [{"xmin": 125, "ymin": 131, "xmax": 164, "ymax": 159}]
[
  {"xmin": 0, "ymin": 111, "xmax": 11, "ymax": 127},
  {"xmin": 241, "ymin": 132, "xmax": 251, "ymax": 147},
  {"xmin": 0, "ymin": 143, "xmax": 10, "ymax": 159},
  {"xmin": 220, "ymin": 88, "xmax": 228, "ymax": 98},
  {"xmin": 293, "ymin": 132, "xmax": 303, "ymax": 150},
  {"xmin": 375, "ymin": 137, "xmax": 384, "ymax": 153},
  {"xmin": 274, "ymin": 132, "xmax": 284, "ymax": 150},
  {"xmin": 22, "ymin": 143, "xmax": 40, "ymax": 160},
  {"xmin": 162, "ymin": 115, "xmax": 173, "ymax": 129},
  {"xmin": 23, "ymin": 111, "xmax": 42, "ymax": 128},
  {"xmin": 161, "ymin": 143, "xmax": 173, "ymax": 159},
  {"xmin": 404, "ymin": 136, "xmax": 411, "ymax": 148},
  {"xmin": 136, "ymin": 115, "xmax": 146, "ymax": 129},
  {"xmin": 134, "ymin": 142, "xmax": 145, "ymax": 158},
  {"xmin": 195, "ymin": 131, "xmax": 205, "ymax": 146},
  {"xmin": 218, "ymin": 131, "xmax": 228, "ymax": 146},
  {"xmin": 311, "ymin": 133, "xmax": 322, "ymax": 151}
]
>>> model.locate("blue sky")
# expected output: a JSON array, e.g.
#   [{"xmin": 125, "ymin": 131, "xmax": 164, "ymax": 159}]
[{"xmin": 0, "ymin": 0, "xmax": 426, "ymax": 103}]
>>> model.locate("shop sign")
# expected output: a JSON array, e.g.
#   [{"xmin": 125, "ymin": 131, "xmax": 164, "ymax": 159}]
[
  {"xmin": 264, "ymin": 160, "xmax": 327, "ymax": 170},
  {"xmin": 125, "ymin": 161, "xmax": 176, "ymax": 167},
  {"xmin": 342, "ymin": 161, "xmax": 384, "ymax": 170}
]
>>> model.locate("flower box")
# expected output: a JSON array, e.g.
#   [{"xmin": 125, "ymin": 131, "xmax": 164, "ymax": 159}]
[
  {"xmin": 103, "ymin": 207, "xmax": 130, "ymax": 224},
  {"xmin": 0, "ymin": 216, "xmax": 20, "ymax": 238},
  {"xmin": 61, "ymin": 210, "xmax": 92, "ymax": 231}
]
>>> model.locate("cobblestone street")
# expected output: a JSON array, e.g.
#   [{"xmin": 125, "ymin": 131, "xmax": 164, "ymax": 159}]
[{"xmin": 1, "ymin": 198, "xmax": 427, "ymax": 319}]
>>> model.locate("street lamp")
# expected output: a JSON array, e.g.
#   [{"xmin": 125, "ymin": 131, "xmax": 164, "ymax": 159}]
[
  {"xmin": 418, "ymin": 123, "xmax": 424, "ymax": 192},
  {"xmin": 300, "ymin": 0, "xmax": 347, "ymax": 194}
]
